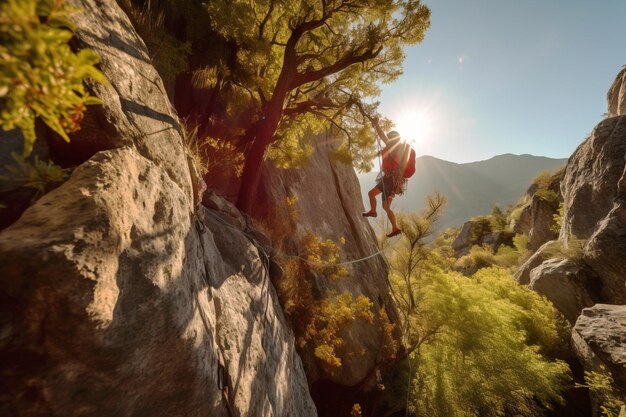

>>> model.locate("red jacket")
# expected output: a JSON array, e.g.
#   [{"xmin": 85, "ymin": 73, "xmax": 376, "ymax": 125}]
[{"xmin": 381, "ymin": 144, "xmax": 405, "ymax": 173}]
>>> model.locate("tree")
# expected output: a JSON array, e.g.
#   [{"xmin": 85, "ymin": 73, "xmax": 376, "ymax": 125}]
[
  {"xmin": 385, "ymin": 197, "xmax": 571, "ymax": 417},
  {"xmin": 194, "ymin": 0, "xmax": 431, "ymax": 211}
]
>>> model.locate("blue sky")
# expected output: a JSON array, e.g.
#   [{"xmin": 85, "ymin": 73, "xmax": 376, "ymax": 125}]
[{"xmin": 378, "ymin": 1, "xmax": 626, "ymax": 163}]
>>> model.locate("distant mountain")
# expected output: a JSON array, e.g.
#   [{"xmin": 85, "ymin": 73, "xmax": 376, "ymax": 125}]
[{"xmin": 358, "ymin": 153, "xmax": 568, "ymax": 230}]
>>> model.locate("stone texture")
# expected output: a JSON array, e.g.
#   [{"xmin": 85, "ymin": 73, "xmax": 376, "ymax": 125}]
[
  {"xmin": 608, "ymin": 66, "xmax": 626, "ymax": 117},
  {"xmin": 514, "ymin": 240, "xmax": 556, "ymax": 285},
  {"xmin": 528, "ymin": 258, "xmax": 599, "ymax": 324},
  {"xmin": 560, "ymin": 115, "xmax": 626, "ymax": 244},
  {"xmin": 583, "ymin": 164, "xmax": 626, "ymax": 304},
  {"xmin": 0, "ymin": 0, "xmax": 316, "ymax": 415},
  {"xmin": 0, "ymin": 149, "xmax": 316, "ymax": 417},
  {"xmin": 573, "ymin": 305, "xmax": 626, "ymax": 398},
  {"xmin": 527, "ymin": 194, "xmax": 559, "ymax": 251},
  {"xmin": 452, "ymin": 221, "xmax": 474, "ymax": 257},
  {"xmin": 255, "ymin": 132, "xmax": 401, "ymax": 388}
]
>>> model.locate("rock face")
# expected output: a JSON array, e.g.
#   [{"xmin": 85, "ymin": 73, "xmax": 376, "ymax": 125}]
[
  {"xmin": 0, "ymin": 0, "xmax": 316, "ymax": 416},
  {"xmin": 527, "ymin": 194, "xmax": 559, "ymax": 251},
  {"xmin": 573, "ymin": 305, "xmax": 626, "ymax": 398},
  {"xmin": 608, "ymin": 66, "xmax": 626, "ymax": 118},
  {"xmin": 560, "ymin": 115, "xmax": 626, "ymax": 245},
  {"xmin": 557, "ymin": 69, "xmax": 626, "ymax": 305},
  {"xmin": 452, "ymin": 220, "xmax": 513, "ymax": 258},
  {"xmin": 528, "ymin": 258, "xmax": 600, "ymax": 324},
  {"xmin": 255, "ymin": 133, "xmax": 401, "ymax": 390},
  {"xmin": 582, "ymin": 164, "xmax": 626, "ymax": 304}
]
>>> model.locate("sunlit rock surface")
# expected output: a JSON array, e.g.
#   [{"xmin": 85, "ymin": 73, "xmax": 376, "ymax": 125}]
[
  {"xmin": 256, "ymin": 134, "xmax": 402, "ymax": 389},
  {"xmin": 0, "ymin": 0, "xmax": 316, "ymax": 415},
  {"xmin": 573, "ymin": 305, "xmax": 626, "ymax": 399}
]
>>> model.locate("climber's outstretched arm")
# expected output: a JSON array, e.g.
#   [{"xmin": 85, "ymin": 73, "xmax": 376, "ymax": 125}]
[{"xmin": 370, "ymin": 116, "xmax": 390, "ymax": 146}]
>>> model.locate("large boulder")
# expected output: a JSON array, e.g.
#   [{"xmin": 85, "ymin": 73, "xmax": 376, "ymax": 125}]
[
  {"xmin": 255, "ymin": 133, "xmax": 401, "ymax": 389},
  {"xmin": 514, "ymin": 240, "xmax": 557, "ymax": 285},
  {"xmin": 608, "ymin": 66, "xmax": 626, "ymax": 118},
  {"xmin": 573, "ymin": 305, "xmax": 626, "ymax": 400},
  {"xmin": 528, "ymin": 258, "xmax": 600, "ymax": 324},
  {"xmin": 560, "ymin": 114, "xmax": 626, "ymax": 244},
  {"xmin": 582, "ymin": 164, "xmax": 626, "ymax": 304},
  {"xmin": 452, "ymin": 221, "xmax": 474, "ymax": 257},
  {"xmin": 527, "ymin": 193, "xmax": 559, "ymax": 251},
  {"xmin": 0, "ymin": 0, "xmax": 316, "ymax": 416}
]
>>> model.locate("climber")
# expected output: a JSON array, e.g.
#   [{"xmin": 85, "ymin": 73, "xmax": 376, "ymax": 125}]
[{"xmin": 362, "ymin": 116, "xmax": 416, "ymax": 238}]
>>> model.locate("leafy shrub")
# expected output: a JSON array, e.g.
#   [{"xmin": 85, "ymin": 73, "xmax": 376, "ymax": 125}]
[
  {"xmin": 410, "ymin": 267, "xmax": 571, "ymax": 417},
  {"xmin": 468, "ymin": 215, "xmax": 492, "ymax": 244},
  {"xmin": 535, "ymin": 188, "xmax": 560, "ymax": 208},
  {"xmin": 1, "ymin": 152, "xmax": 69, "ymax": 199},
  {"xmin": 490, "ymin": 206, "xmax": 508, "ymax": 231},
  {"xmin": 305, "ymin": 291, "xmax": 374, "ymax": 370},
  {"xmin": 387, "ymin": 204, "xmax": 571, "ymax": 417},
  {"xmin": 0, "ymin": 0, "xmax": 106, "ymax": 156},
  {"xmin": 542, "ymin": 239, "xmax": 585, "ymax": 264},
  {"xmin": 300, "ymin": 231, "xmax": 348, "ymax": 281},
  {"xmin": 551, "ymin": 202, "xmax": 564, "ymax": 234},
  {"xmin": 455, "ymin": 245, "xmax": 496, "ymax": 274},
  {"xmin": 583, "ymin": 369, "xmax": 626, "ymax": 417}
]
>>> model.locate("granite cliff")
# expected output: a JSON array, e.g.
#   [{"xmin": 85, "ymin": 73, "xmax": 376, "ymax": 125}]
[{"xmin": 0, "ymin": 0, "xmax": 398, "ymax": 415}]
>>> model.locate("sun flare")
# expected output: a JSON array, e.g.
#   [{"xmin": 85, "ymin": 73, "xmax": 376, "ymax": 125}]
[{"xmin": 393, "ymin": 109, "xmax": 435, "ymax": 148}]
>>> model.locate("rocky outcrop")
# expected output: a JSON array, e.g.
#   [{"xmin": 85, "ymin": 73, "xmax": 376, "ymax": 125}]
[
  {"xmin": 452, "ymin": 221, "xmax": 474, "ymax": 256},
  {"xmin": 608, "ymin": 66, "xmax": 626, "ymax": 117},
  {"xmin": 528, "ymin": 258, "xmax": 600, "ymax": 324},
  {"xmin": 511, "ymin": 203, "xmax": 532, "ymax": 235},
  {"xmin": 255, "ymin": 133, "xmax": 400, "ymax": 390},
  {"xmin": 0, "ymin": 0, "xmax": 316, "ymax": 416},
  {"xmin": 527, "ymin": 194, "xmax": 559, "ymax": 251},
  {"xmin": 560, "ymin": 115, "xmax": 626, "ymax": 244},
  {"xmin": 573, "ymin": 305, "xmax": 626, "ymax": 399},
  {"xmin": 582, "ymin": 164, "xmax": 626, "ymax": 304},
  {"xmin": 452, "ymin": 220, "xmax": 513, "ymax": 257},
  {"xmin": 515, "ymin": 241, "xmax": 554, "ymax": 285}
]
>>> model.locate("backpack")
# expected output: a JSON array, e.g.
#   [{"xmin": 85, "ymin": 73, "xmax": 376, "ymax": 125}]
[{"xmin": 402, "ymin": 146, "xmax": 416, "ymax": 178}]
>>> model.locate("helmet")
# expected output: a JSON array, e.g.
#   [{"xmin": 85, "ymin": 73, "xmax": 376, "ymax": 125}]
[{"xmin": 387, "ymin": 130, "xmax": 401, "ymax": 141}]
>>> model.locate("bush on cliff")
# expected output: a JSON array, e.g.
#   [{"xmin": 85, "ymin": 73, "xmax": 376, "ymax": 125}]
[{"xmin": 385, "ymin": 197, "xmax": 571, "ymax": 417}]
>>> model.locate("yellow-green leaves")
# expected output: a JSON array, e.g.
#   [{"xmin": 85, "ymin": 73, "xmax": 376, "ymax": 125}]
[{"xmin": 0, "ymin": 0, "xmax": 106, "ymax": 156}]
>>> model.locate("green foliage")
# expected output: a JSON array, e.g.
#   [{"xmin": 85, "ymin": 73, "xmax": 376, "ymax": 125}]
[
  {"xmin": 0, "ymin": 0, "xmax": 106, "ymax": 156},
  {"xmin": 1, "ymin": 152, "xmax": 69, "ymax": 198},
  {"xmin": 532, "ymin": 167, "xmax": 564, "ymax": 191},
  {"xmin": 490, "ymin": 205, "xmax": 507, "ymax": 231},
  {"xmin": 258, "ymin": 202, "xmax": 374, "ymax": 372},
  {"xmin": 185, "ymin": 0, "xmax": 430, "ymax": 169},
  {"xmin": 454, "ymin": 245, "xmax": 496, "ymax": 274},
  {"xmin": 583, "ymin": 369, "xmax": 626, "ymax": 417},
  {"xmin": 300, "ymin": 231, "xmax": 348, "ymax": 281},
  {"xmin": 551, "ymin": 202, "xmax": 564, "ymax": 234},
  {"xmin": 410, "ymin": 268, "xmax": 570, "ymax": 417},
  {"xmin": 386, "ymin": 199, "xmax": 571, "ymax": 417},
  {"xmin": 306, "ymin": 291, "xmax": 374, "ymax": 370},
  {"xmin": 468, "ymin": 215, "xmax": 492, "ymax": 244},
  {"xmin": 541, "ymin": 239, "xmax": 585, "ymax": 264},
  {"xmin": 535, "ymin": 188, "xmax": 560, "ymax": 207}
]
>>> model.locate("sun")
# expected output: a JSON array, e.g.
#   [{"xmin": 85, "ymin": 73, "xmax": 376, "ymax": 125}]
[{"xmin": 393, "ymin": 109, "xmax": 434, "ymax": 148}]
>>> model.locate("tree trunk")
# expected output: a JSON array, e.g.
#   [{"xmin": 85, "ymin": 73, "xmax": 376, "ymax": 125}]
[{"xmin": 235, "ymin": 111, "xmax": 282, "ymax": 212}]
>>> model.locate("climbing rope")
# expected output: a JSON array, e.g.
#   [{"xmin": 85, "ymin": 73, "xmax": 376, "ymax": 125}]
[{"xmin": 202, "ymin": 208, "xmax": 398, "ymax": 268}]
